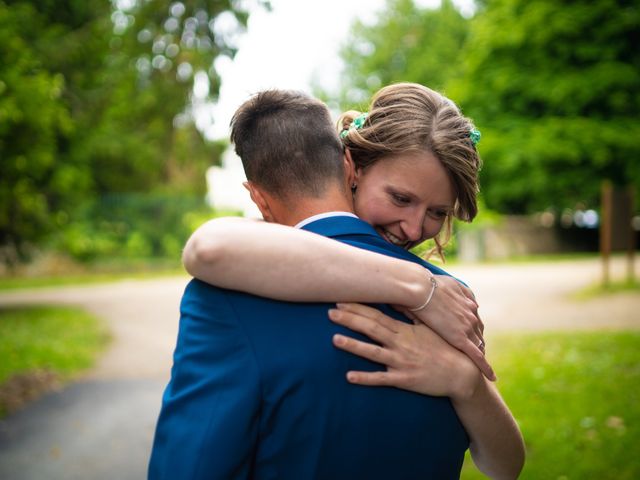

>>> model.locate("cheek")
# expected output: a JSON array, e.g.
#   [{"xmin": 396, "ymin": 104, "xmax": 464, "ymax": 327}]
[
  {"xmin": 355, "ymin": 196, "xmax": 397, "ymax": 226},
  {"xmin": 423, "ymin": 218, "xmax": 446, "ymax": 240}
]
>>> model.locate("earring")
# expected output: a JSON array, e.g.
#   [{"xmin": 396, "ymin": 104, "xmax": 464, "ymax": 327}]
[{"xmin": 351, "ymin": 183, "xmax": 357, "ymax": 194}]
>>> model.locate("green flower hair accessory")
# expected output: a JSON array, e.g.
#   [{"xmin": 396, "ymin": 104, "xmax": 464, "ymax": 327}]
[
  {"xmin": 469, "ymin": 128, "xmax": 481, "ymax": 146},
  {"xmin": 340, "ymin": 112, "xmax": 369, "ymax": 139}
]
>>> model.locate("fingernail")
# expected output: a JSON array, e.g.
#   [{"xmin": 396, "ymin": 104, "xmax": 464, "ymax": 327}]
[
  {"xmin": 328, "ymin": 309, "xmax": 341, "ymax": 321},
  {"xmin": 336, "ymin": 302, "xmax": 355, "ymax": 310},
  {"xmin": 346, "ymin": 372, "xmax": 357, "ymax": 382},
  {"xmin": 333, "ymin": 334, "xmax": 346, "ymax": 346}
]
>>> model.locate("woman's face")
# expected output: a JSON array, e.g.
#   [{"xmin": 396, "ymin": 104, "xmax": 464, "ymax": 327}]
[{"xmin": 353, "ymin": 151, "xmax": 455, "ymax": 250}]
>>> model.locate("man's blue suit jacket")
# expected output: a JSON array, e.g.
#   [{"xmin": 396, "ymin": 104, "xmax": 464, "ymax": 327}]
[{"xmin": 148, "ymin": 215, "xmax": 469, "ymax": 479}]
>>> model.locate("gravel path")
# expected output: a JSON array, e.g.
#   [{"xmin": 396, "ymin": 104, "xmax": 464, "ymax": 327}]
[
  {"xmin": 0, "ymin": 257, "xmax": 638, "ymax": 479},
  {"xmin": 450, "ymin": 256, "xmax": 640, "ymax": 335}
]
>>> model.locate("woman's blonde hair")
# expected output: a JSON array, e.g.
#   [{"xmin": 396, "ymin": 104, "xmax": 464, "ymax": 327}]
[{"xmin": 339, "ymin": 82, "xmax": 481, "ymax": 259}]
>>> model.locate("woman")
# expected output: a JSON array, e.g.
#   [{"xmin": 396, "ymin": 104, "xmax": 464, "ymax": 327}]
[
  {"xmin": 184, "ymin": 83, "xmax": 524, "ymax": 478},
  {"xmin": 187, "ymin": 83, "xmax": 490, "ymax": 375}
]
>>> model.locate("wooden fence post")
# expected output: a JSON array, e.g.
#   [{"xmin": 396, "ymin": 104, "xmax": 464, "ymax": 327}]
[
  {"xmin": 600, "ymin": 181, "xmax": 612, "ymax": 287},
  {"xmin": 628, "ymin": 186, "xmax": 636, "ymax": 283}
]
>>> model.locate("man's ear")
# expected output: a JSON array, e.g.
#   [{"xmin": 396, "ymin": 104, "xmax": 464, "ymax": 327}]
[
  {"xmin": 243, "ymin": 181, "xmax": 275, "ymax": 222},
  {"xmin": 344, "ymin": 148, "xmax": 357, "ymax": 190}
]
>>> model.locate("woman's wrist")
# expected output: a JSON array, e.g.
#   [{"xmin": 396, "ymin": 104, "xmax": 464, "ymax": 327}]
[
  {"xmin": 409, "ymin": 275, "xmax": 438, "ymax": 312},
  {"xmin": 401, "ymin": 265, "xmax": 437, "ymax": 311},
  {"xmin": 397, "ymin": 264, "xmax": 433, "ymax": 309}
]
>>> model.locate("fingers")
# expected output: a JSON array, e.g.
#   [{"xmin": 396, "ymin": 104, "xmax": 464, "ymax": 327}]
[
  {"xmin": 462, "ymin": 297, "xmax": 485, "ymax": 344},
  {"xmin": 462, "ymin": 340, "xmax": 496, "ymax": 381},
  {"xmin": 329, "ymin": 304, "xmax": 402, "ymax": 345},
  {"xmin": 459, "ymin": 283, "xmax": 479, "ymax": 307},
  {"xmin": 333, "ymin": 333, "xmax": 397, "ymax": 368},
  {"xmin": 336, "ymin": 303, "xmax": 401, "ymax": 333},
  {"xmin": 476, "ymin": 309, "xmax": 485, "ymax": 335},
  {"xmin": 465, "ymin": 294, "xmax": 485, "ymax": 336},
  {"xmin": 475, "ymin": 321, "xmax": 485, "ymax": 339},
  {"xmin": 471, "ymin": 312, "xmax": 485, "ymax": 346},
  {"xmin": 343, "ymin": 369, "xmax": 405, "ymax": 388}
]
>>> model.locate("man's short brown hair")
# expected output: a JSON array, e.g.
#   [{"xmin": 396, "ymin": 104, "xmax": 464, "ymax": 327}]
[{"xmin": 230, "ymin": 90, "xmax": 345, "ymax": 198}]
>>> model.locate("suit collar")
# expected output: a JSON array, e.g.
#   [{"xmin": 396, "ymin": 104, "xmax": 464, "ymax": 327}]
[
  {"xmin": 300, "ymin": 214, "xmax": 381, "ymax": 239},
  {"xmin": 294, "ymin": 211, "xmax": 358, "ymax": 229},
  {"xmin": 299, "ymin": 214, "xmax": 461, "ymax": 282}
]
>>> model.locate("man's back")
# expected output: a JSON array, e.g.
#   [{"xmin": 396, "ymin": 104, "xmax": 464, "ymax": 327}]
[{"xmin": 149, "ymin": 216, "xmax": 468, "ymax": 479}]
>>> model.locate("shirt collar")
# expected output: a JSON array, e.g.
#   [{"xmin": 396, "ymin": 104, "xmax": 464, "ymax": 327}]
[{"xmin": 294, "ymin": 211, "xmax": 358, "ymax": 229}]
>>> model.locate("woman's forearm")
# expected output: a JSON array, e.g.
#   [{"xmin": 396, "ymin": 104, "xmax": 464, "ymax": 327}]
[
  {"xmin": 183, "ymin": 217, "xmax": 429, "ymax": 306},
  {"xmin": 452, "ymin": 378, "xmax": 525, "ymax": 479}
]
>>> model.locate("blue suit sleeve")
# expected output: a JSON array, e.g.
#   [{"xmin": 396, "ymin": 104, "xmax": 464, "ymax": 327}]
[{"xmin": 148, "ymin": 280, "xmax": 261, "ymax": 480}]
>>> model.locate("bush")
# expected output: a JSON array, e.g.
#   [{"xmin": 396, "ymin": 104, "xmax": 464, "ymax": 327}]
[{"xmin": 54, "ymin": 193, "xmax": 217, "ymax": 261}]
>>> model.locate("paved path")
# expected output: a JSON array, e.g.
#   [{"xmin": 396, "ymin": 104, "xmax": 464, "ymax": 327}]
[
  {"xmin": 452, "ymin": 257, "xmax": 640, "ymax": 335},
  {"xmin": 0, "ymin": 277, "xmax": 188, "ymax": 480},
  {"xmin": 0, "ymin": 258, "xmax": 638, "ymax": 479}
]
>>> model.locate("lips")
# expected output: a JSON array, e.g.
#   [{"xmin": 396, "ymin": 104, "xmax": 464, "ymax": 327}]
[{"xmin": 378, "ymin": 228, "xmax": 409, "ymax": 249}]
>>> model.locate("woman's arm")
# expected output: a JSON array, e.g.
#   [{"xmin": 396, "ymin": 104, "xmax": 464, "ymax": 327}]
[
  {"xmin": 183, "ymin": 217, "xmax": 428, "ymax": 305},
  {"xmin": 328, "ymin": 303, "xmax": 525, "ymax": 480},
  {"xmin": 183, "ymin": 217, "xmax": 493, "ymax": 379},
  {"xmin": 452, "ymin": 379, "xmax": 525, "ymax": 479}
]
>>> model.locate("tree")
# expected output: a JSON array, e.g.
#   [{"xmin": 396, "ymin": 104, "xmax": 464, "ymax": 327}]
[
  {"xmin": 0, "ymin": 2, "xmax": 76, "ymax": 263},
  {"xmin": 0, "ymin": 0, "xmax": 256, "ymax": 263},
  {"xmin": 79, "ymin": 0, "xmax": 251, "ymax": 195},
  {"xmin": 452, "ymin": 0, "xmax": 640, "ymax": 213},
  {"xmin": 331, "ymin": 0, "xmax": 469, "ymax": 106}
]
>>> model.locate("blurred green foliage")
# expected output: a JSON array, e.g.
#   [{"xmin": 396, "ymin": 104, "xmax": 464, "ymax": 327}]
[
  {"xmin": 336, "ymin": 0, "xmax": 468, "ymax": 105},
  {"xmin": 333, "ymin": 0, "xmax": 640, "ymax": 215},
  {"xmin": 454, "ymin": 0, "xmax": 640, "ymax": 214},
  {"xmin": 53, "ymin": 193, "xmax": 214, "ymax": 261},
  {"xmin": 0, "ymin": 0, "xmax": 252, "ymax": 266}
]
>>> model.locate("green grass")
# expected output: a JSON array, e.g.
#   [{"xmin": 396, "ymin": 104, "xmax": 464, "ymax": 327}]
[
  {"xmin": 571, "ymin": 279, "xmax": 640, "ymax": 300},
  {"xmin": 0, "ymin": 306, "xmax": 110, "ymax": 415},
  {"xmin": 461, "ymin": 331, "xmax": 640, "ymax": 479}
]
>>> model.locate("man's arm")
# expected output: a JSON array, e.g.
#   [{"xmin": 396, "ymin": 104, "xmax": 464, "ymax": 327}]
[
  {"xmin": 328, "ymin": 303, "xmax": 525, "ymax": 480},
  {"xmin": 148, "ymin": 280, "xmax": 261, "ymax": 480}
]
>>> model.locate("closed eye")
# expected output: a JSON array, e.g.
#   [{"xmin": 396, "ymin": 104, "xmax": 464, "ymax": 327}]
[
  {"xmin": 391, "ymin": 193, "xmax": 411, "ymax": 205},
  {"xmin": 429, "ymin": 209, "xmax": 450, "ymax": 219}
]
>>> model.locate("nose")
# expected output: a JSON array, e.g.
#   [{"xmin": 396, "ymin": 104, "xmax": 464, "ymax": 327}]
[{"xmin": 401, "ymin": 215, "xmax": 425, "ymax": 243}]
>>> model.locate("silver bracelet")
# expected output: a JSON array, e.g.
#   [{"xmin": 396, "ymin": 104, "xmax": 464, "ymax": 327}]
[{"xmin": 409, "ymin": 275, "xmax": 438, "ymax": 312}]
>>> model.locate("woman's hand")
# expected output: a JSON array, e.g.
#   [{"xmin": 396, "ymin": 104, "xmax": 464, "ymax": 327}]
[
  {"xmin": 399, "ymin": 275, "xmax": 496, "ymax": 381},
  {"xmin": 330, "ymin": 303, "xmax": 525, "ymax": 479},
  {"xmin": 328, "ymin": 303, "xmax": 482, "ymax": 400}
]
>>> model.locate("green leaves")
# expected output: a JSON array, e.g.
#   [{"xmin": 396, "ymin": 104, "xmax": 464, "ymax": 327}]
[
  {"xmin": 0, "ymin": 3, "xmax": 74, "ymax": 256},
  {"xmin": 0, "ymin": 1, "xmax": 254, "ymax": 264},
  {"xmin": 457, "ymin": 0, "xmax": 640, "ymax": 213},
  {"xmin": 336, "ymin": 0, "xmax": 469, "ymax": 105},
  {"xmin": 337, "ymin": 0, "xmax": 640, "ymax": 214}
]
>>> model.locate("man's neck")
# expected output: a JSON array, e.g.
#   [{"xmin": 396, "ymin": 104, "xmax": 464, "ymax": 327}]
[
  {"xmin": 268, "ymin": 186, "xmax": 354, "ymax": 227},
  {"xmin": 280, "ymin": 200, "xmax": 354, "ymax": 227}
]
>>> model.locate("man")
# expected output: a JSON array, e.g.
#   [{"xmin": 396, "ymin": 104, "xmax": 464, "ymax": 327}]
[{"xmin": 149, "ymin": 90, "xmax": 523, "ymax": 479}]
